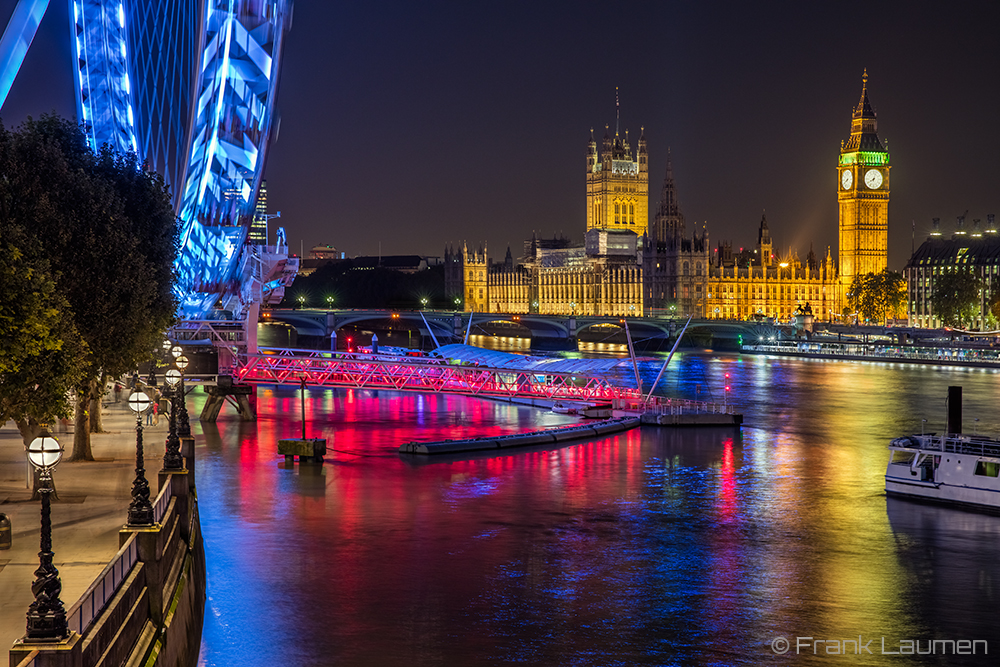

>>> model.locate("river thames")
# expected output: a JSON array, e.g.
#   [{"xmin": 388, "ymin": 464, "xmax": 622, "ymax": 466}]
[{"xmin": 194, "ymin": 351, "xmax": 1000, "ymax": 666}]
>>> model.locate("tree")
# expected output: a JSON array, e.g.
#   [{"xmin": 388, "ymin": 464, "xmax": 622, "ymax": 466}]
[
  {"xmin": 0, "ymin": 232, "xmax": 88, "ymax": 444},
  {"xmin": 930, "ymin": 268, "xmax": 982, "ymax": 328},
  {"xmin": 0, "ymin": 115, "xmax": 178, "ymax": 460},
  {"xmin": 847, "ymin": 270, "xmax": 906, "ymax": 325},
  {"xmin": 986, "ymin": 283, "xmax": 1000, "ymax": 328}
]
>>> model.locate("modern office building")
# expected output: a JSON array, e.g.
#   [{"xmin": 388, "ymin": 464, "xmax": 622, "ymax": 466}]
[
  {"xmin": 905, "ymin": 215, "xmax": 999, "ymax": 328},
  {"xmin": 248, "ymin": 180, "xmax": 269, "ymax": 245}
]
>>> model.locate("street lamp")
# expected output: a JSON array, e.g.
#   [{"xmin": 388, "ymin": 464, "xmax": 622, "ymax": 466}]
[
  {"xmin": 162, "ymin": 371, "xmax": 183, "ymax": 470},
  {"xmin": 420, "ymin": 297, "xmax": 428, "ymax": 309},
  {"xmin": 126, "ymin": 389, "xmax": 154, "ymax": 526},
  {"xmin": 24, "ymin": 430, "xmax": 68, "ymax": 641},
  {"xmin": 175, "ymin": 355, "xmax": 191, "ymax": 438},
  {"xmin": 326, "ymin": 296, "xmax": 335, "ymax": 309},
  {"xmin": 297, "ymin": 295, "xmax": 305, "ymax": 309}
]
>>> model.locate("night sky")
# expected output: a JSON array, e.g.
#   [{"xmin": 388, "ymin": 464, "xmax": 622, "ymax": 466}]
[{"xmin": 4, "ymin": 1, "xmax": 999, "ymax": 270}]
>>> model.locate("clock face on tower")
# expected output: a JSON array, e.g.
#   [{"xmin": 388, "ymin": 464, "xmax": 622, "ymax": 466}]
[
  {"xmin": 841, "ymin": 170, "xmax": 853, "ymax": 190},
  {"xmin": 864, "ymin": 169, "xmax": 883, "ymax": 189}
]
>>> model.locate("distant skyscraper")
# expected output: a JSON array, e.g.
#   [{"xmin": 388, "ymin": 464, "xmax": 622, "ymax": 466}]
[{"xmin": 249, "ymin": 180, "xmax": 269, "ymax": 244}]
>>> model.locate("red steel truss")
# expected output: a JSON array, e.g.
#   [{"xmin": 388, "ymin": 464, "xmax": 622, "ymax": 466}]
[{"xmin": 235, "ymin": 349, "xmax": 640, "ymax": 403}]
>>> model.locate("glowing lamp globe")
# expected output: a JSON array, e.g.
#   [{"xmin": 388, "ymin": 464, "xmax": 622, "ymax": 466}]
[
  {"xmin": 128, "ymin": 391, "xmax": 152, "ymax": 415},
  {"xmin": 162, "ymin": 339, "xmax": 172, "ymax": 351},
  {"xmin": 171, "ymin": 345, "xmax": 183, "ymax": 359},
  {"xmin": 165, "ymin": 369, "xmax": 181, "ymax": 387},
  {"xmin": 176, "ymin": 355, "xmax": 190, "ymax": 372},
  {"xmin": 26, "ymin": 432, "xmax": 63, "ymax": 473}
]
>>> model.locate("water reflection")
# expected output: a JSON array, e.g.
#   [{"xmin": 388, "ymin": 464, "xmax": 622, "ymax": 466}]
[{"xmin": 196, "ymin": 353, "xmax": 1000, "ymax": 666}]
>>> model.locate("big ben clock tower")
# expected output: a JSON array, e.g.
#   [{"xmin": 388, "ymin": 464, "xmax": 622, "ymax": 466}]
[{"xmin": 838, "ymin": 70, "xmax": 890, "ymax": 298}]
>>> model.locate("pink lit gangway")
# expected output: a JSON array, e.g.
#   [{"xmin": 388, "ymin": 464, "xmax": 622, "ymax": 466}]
[{"xmin": 234, "ymin": 347, "xmax": 642, "ymax": 403}]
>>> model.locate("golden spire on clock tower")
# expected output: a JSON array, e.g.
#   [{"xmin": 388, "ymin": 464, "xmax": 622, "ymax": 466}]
[{"xmin": 838, "ymin": 70, "xmax": 890, "ymax": 298}]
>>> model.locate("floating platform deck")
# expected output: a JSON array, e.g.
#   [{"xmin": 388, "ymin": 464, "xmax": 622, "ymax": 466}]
[{"xmin": 399, "ymin": 417, "xmax": 640, "ymax": 455}]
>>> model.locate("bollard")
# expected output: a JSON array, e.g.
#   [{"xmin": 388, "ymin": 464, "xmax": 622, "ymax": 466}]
[{"xmin": 0, "ymin": 513, "xmax": 10, "ymax": 549}]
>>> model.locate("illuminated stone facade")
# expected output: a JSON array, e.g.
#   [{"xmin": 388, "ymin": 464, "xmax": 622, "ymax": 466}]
[
  {"xmin": 446, "ymin": 78, "xmax": 883, "ymax": 323},
  {"xmin": 445, "ymin": 108, "xmax": 649, "ymax": 317},
  {"xmin": 586, "ymin": 122, "xmax": 650, "ymax": 238},
  {"xmin": 706, "ymin": 215, "xmax": 839, "ymax": 321},
  {"xmin": 641, "ymin": 154, "xmax": 710, "ymax": 317},
  {"xmin": 837, "ymin": 71, "xmax": 890, "ymax": 297},
  {"xmin": 703, "ymin": 74, "xmax": 894, "ymax": 323}
]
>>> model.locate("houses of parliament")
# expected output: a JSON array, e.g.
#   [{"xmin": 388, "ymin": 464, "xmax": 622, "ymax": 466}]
[{"xmin": 445, "ymin": 74, "xmax": 890, "ymax": 322}]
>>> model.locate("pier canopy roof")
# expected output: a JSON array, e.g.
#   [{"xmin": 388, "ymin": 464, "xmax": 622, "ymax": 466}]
[{"xmin": 433, "ymin": 344, "xmax": 635, "ymax": 377}]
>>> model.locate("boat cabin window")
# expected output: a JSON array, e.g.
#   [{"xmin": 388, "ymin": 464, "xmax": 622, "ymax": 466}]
[
  {"xmin": 974, "ymin": 461, "xmax": 1000, "ymax": 477},
  {"xmin": 890, "ymin": 452, "xmax": 915, "ymax": 465}
]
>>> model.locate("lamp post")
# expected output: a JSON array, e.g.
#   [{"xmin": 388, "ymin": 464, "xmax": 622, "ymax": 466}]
[
  {"xmin": 326, "ymin": 296, "xmax": 335, "ymax": 309},
  {"xmin": 175, "ymin": 355, "xmax": 190, "ymax": 438},
  {"xmin": 126, "ymin": 389, "xmax": 154, "ymax": 526},
  {"xmin": 24, "ymin": 430, "xmax": 68, "ymax": 641},
  {"xmin": 162, "ymin": 370, "xmax": 183, "ymax": 470},
  {"xmin": 420, "ymin": 297, "xmax": 428, "ymax": 309}
]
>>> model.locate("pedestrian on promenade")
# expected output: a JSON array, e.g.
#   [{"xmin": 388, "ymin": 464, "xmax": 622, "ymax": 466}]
[{"xmin": 146, "ymin": 401, "xmax": 156, "ymax": 425}]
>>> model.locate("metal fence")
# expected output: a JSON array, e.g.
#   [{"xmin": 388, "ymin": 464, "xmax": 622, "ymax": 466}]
[
  {"xmin": 64, "ymin": 533, "xmax": 140, "ymax": 636},
  {"xmin": 612, "ymin": 397, "xmax": 735, "ymax": 415},
  {"xmin": 62, "ymin": 478, "xmax": 173, "ymax": 638}
]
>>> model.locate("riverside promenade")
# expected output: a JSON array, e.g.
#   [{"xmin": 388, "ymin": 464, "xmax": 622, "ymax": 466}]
[{"xmin": 0, "ymin": 398, "xmax": 169, "ymax": 654}]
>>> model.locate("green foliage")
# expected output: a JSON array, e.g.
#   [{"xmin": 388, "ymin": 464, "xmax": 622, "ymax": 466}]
[
  {"xmin": 930, "ymin": 268, "xmax": 982, "ymax": 328},
  {"xmin": 847, "ymin": 270, "xmax": 906, "ymax": 325},
  {"xmin": 0, "ymin": 114, "xmax": 178, "ymax": 456},
  {"xmin": 0, "ymin": 234, "xmax": 88, "ymax": 428},
  {"xmin": 988, "ymin": 284, "xmax": 1000, "ymax": 326}
]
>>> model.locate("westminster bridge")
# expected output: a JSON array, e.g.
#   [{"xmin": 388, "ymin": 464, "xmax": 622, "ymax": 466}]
[{"xmin": 262, "ymin": 308, "xmax": 774, "ymax": 350}]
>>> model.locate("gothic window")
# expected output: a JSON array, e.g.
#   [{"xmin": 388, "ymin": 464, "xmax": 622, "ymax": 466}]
[
  {"xmin": 614, "ymin": 202, "xmax": 620, "ymax": 224},
  {"xmin": 696, "ymin": 262, "xmax": 702, "ymax": 276},
  {"xmin": 629, "ymin": 202, "xmax": 635, "ymax": 224},
  {"xmin": 683, "ymin": 262, "xmax": 689, "ymax": 276}
]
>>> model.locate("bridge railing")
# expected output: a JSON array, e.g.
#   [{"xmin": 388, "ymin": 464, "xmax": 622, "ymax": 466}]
[
  {"xmin": 612, "ymin": 396, "xmax": 736, "ymax": 415},
  {"xmin": 743, "ymin": 343, "xmax": 1000, "ymax": 365},
  {"xmin": 235, "ymin": 350, "xmax": 636, "ymax": 402}
]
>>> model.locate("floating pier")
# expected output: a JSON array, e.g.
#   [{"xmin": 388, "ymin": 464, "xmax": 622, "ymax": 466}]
[{"xmin": 399, "ymin": 417, "xmax": 640, "ymax": 455}]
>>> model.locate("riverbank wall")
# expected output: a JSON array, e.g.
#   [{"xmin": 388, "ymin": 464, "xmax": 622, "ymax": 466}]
[{"xmin": 4, "ymin": 406, "xmax": 206, "ymax": 667}]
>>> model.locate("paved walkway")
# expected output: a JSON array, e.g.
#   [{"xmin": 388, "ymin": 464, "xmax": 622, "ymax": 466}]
[{"xmin": 0, "ymin": 398, "xmax": 173, "ymax": 652}]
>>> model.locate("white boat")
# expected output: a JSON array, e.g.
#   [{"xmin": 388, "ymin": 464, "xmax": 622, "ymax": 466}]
[
  {"xmin": 885, "ymin": 433, "xmax": 1000, "ymax": 512},
  {"xmin": 551, "ymin": 402, "xmax": 580, "ymax": 415}
]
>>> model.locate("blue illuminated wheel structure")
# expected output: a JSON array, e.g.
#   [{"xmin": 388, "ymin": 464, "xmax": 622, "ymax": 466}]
[{"xmin": 2, "ymin": 0, "xmax": 293, "ymax": 321}]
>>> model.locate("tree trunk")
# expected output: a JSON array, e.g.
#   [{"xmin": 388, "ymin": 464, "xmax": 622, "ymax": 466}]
[
  {"xmin": 70, "ymin": 380, "xmax": 97, "ymax": 461},
  {"xmin": 89, "ymin": 371, "xmax": 107, "ymax": 433}
]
